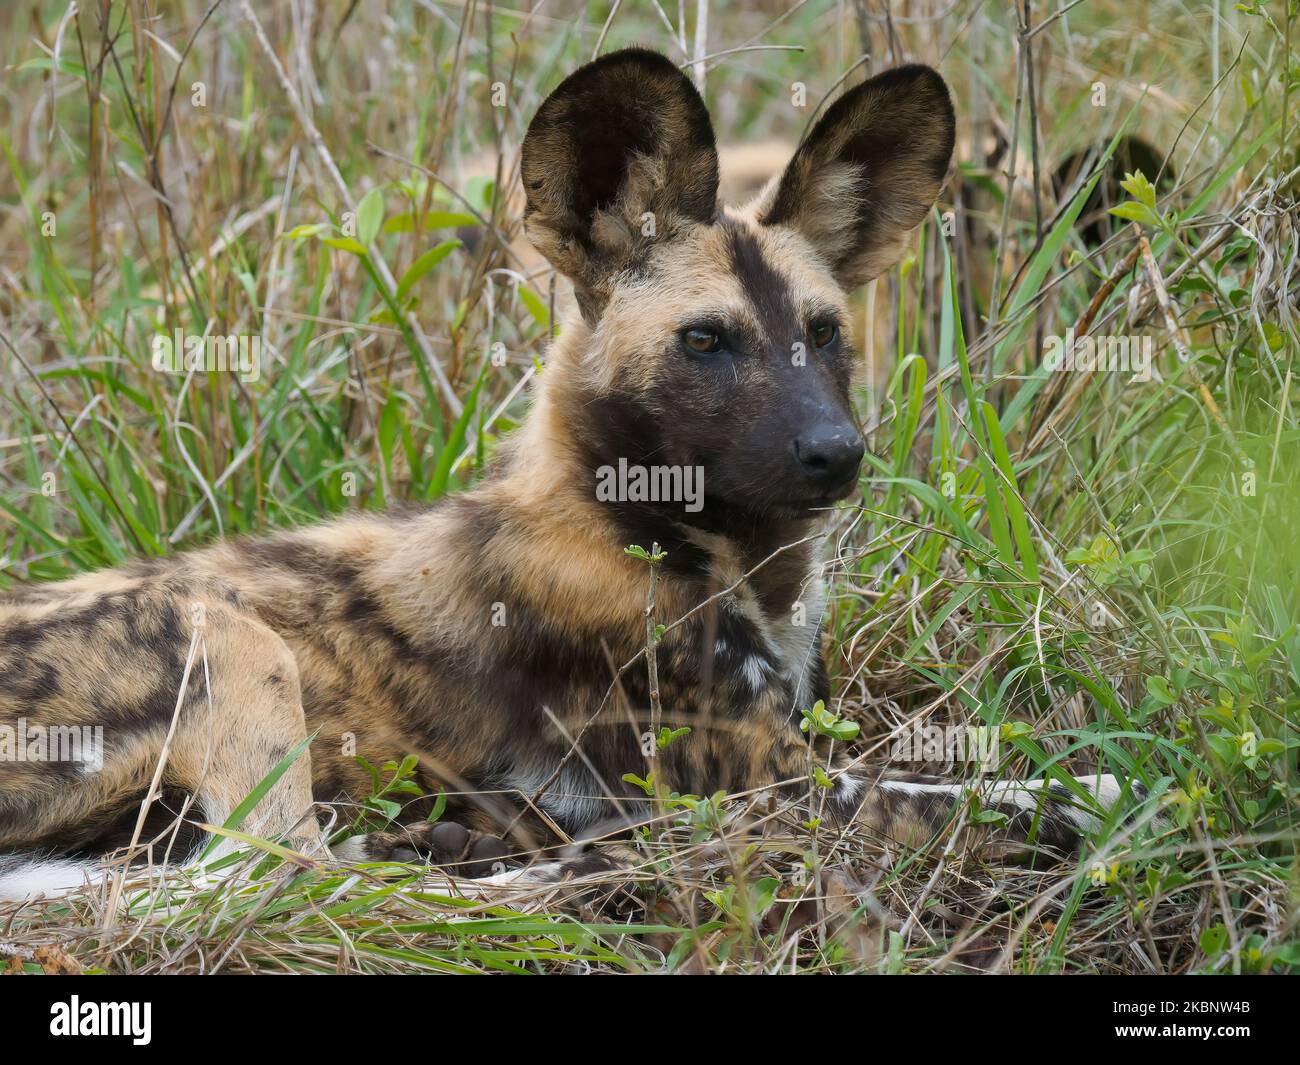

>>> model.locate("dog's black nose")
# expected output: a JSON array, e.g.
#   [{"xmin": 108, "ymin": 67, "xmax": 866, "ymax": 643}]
[{"xmin": 793, "ymin": 425, "xmax": 865, "ymax": 486}]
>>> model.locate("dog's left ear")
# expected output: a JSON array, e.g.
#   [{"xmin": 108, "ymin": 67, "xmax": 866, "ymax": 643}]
[
  {"xmin": 758, "ymin": 65, "xmax": 955, "ymax": 289},
  {"xmin": 521, "ymin": 48, "xmax": 719, "ymax": 313}
]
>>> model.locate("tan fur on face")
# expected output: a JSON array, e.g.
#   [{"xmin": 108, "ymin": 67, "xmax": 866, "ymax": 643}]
[{"xmin": 582, "ymin": 212, "xmax": 853, "ymax": 395}]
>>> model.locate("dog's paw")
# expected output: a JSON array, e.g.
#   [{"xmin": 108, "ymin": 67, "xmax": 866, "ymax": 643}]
[{"xmin": 341, "ymin": 821, "xmax": 516, "ymax": 877}]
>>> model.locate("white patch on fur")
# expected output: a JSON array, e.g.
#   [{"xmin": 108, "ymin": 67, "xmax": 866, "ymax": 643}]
[
  {"xmin": 981, "ymin": 773, "xmax": 1124, "ymax": 831},
  {"xmin": 770, "ymin": 570, "xmax": 826, "ymax": 712},
  {"xmin": 0, "ymin": 790, "xmax": 315, "ymax": 902},
  {"xmin": 406, "ymin": 856, "xmax": 616, "ymax": 902},
  {"xmin": 327, "ymin": 836, "xmax": 369, "ymax": 863},
  {"xmin": 0, "ymin": 854, "xmax": 98, "ymax": 900},
  {"xmin": 876, "ymin": 773, "xmax": 1126, "ymax": 832},
  {"xmin": 477, "ymin": 861, "xmax": 566, "ymax": 887},
  {"xmin": 834, "ymin": 772, "xmax": 864, "ymax": 805},
  {"xmin": 0, "ymin": 846, "xmax": 278, "ymax": 903},
  {"xmin": 741, "ymin": 654, "xmax": 770, "ymax": 693},
  {"xmin": 328, "ymin": 840, "xmax": 583, "ymax": 893}
]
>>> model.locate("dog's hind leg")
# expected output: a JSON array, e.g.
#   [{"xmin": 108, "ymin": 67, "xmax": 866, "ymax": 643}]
[
  {"xmin": 0, "ymin": 591, "xmax": 321, "ymax": 899},
  {"xmin": 162, "ymin": 604, "xmax": 324, "ymax": 868}
]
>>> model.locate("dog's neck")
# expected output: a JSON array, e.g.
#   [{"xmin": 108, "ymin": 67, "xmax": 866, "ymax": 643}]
[{"xmin": 484, "ymin": 314, "xmax": 824, "ymax": 620}]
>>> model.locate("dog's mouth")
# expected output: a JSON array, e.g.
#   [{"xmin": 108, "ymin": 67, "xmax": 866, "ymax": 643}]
[
  {"xmin": 671, "ymin": 455, "xmax": 862, "ymax": 521},
  {"xmin": 758, "ymin": 472, "xmax": 862, "ymax": 517},
  {"xmin": 792, "ymin": 469, "xmax": 863, "ymax": 507}
]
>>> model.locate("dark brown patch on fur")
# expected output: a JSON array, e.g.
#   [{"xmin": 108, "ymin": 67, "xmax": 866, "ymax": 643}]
[{"xmin": 721, "ymin": 217, "xmax": 798, "ymax": 338}]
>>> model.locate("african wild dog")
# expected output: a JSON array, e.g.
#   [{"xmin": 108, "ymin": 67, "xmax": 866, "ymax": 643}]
[{"xmin": 0, "ymin": 49, "xmax": 1136, "ymax": 898}]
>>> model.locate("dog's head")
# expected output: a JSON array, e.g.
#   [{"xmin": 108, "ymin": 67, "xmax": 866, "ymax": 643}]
[{"xmin": 522, "ymin": 49, "xmax": 953, "ymax": 525}]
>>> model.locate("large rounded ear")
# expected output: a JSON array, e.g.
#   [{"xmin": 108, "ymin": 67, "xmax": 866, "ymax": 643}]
[
  {"xmin": 521, "ymin": 48, "xmax": 719, "ymax": 312},
  {"xmin": 758, "ymin": 65, "xmax": 955, "ymax": 289}
]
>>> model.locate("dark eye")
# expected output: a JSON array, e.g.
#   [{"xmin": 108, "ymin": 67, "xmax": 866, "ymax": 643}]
[
  {"xmin": 812, "ymin": 322, "xmax": 838, "ymax": 348},
  {"xmin": 682, "ymin": 328, "xmax": 722, "ymax": 355}
]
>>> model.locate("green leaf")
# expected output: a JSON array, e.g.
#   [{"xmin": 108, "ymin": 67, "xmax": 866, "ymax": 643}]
[
  {"xmin": 1240, "ymin": 71, "xmax": 1259, "ymax": 109},
  {"xmin": 367, "ymin": 797, "xmax": 402, "ymax": 821},
  {"xmin": 395, "ymin": 239, "xmax": 462, "ymax": 301},
  {"xmin": 382, "ymin": 210, "xmax": 478, "ymax": 234},
  {"xmin": 1108, "ymin": 200, "xmax": 1160, "ymax": 226},
  {"xmin": 799, "ymin": 700, "xmax": 860, "ymax": 741},
  {"xmin": 657, "ymin": 726, "xmax": 691, "ymax": 750},
  {"xmin": 426, "ymin": 358, "xmax": 486, "ymax": 500},
  {"xmin": 887, "ymin": 930, "xmax": 906, "ymax": 974},
  {"xmin": 17, "ymin": 56, "xmax": 89, "ymax": 78},
  {"xmin": 1146, "ymin": 676, "xmax": 1178, "ymax": 705},
  {"xmin": 320, "ymin": 235, "xmax": 369, "ymax": 256},
  {"xmin": 517, "ymin": 284, "xmax": 552, "ymax": 333},
  {"xmin": 624, "ymin": 543, "xmax": 667, "ymax": 564},
  {"xmin": 426, "ymin": 790, "xmax": 448, "ymax": 822},
  {"xmin": 970, "ymin": 806, "xmax": 1009, "ymax": 827},
  {"xmin": 367, "ymin": 298, "xmax": 415, "ymax": 325},
  {"xmin": 621, "ymin": 772, "xmax": 654, "ymax": 797},
  {"xmin": 1199, "ymin": 924, "xmax": 1229, "ymax": 957},
  {"xmin": 1197, "ymin": 704, "xmax": 1236, "ymax": 730},
  {"xmin": 196, "ymin": 823, "xmax": 319, "ymax": 868},
  {"xmin": 283, "ymin": 223, "xmax": 328, "ymax": 240},
  {"xmin": 982, "ymin": 401, "xmax": 1040, "ymax": 582},
  {"xmin": 752, "ymin": 877, "xmax": 780, "ymax": 918},
  {"xmin": 356, "ymin": 187, "xmax": 385, "ymax": 246},
  {"xmin": 1119, "ymin": 170, "xmax": 1157, "ymax": 208}
]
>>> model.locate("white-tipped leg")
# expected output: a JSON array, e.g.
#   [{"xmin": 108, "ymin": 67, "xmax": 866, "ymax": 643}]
[
  {"xmin": 0, "ymin": 853, "xmax": 100, "ymax": 901},
  {"xmin": 978, "ymin": 773, "xmax": 1131, "ymax": 832}
]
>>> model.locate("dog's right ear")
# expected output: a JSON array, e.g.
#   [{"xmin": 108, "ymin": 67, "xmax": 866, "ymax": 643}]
[
  {"xmin": 521, "ymin": 48, "xmax": 719, "ymax": 316},
  {"xmin": 757, "ymin": 64, "xmax": 955, "ymax": 289}
]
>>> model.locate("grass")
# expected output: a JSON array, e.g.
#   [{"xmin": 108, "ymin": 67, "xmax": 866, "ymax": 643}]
[{"xmin": 0, "ymin": 0, "xmax": 1297, "ymax": 974}]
